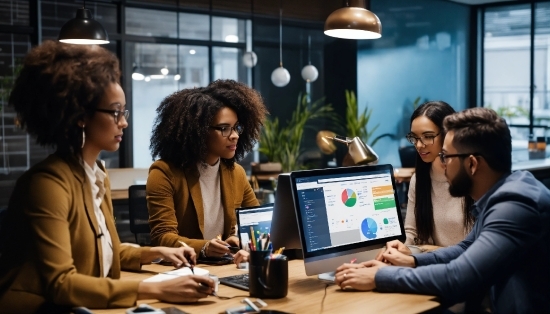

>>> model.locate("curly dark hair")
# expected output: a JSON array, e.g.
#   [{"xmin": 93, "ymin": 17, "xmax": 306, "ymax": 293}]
[
  {"xmin": 9, "ymin": 40, "xmax": 120, "ymax": 154},
  {"xmin": 410, "ymin": 101, "xmax": 474, "ymax": 244},
  {"xmin": 150, "ymin": 79, "xmax": 268, "ymax": 169}
]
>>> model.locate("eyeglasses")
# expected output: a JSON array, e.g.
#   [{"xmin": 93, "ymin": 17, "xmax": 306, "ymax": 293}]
[
  {"xmin": 209, "ymin": 124, "xmax": 244, "ymax": 137},
  {"xmin": 438, "ymin": 152, "xmax": 482, "ymax": 164},
  {"xmin": 95, "ymin": 109, "xmax": 130, "ymax": 124},
  {"xmin": 406, "ymin": 132, "xmax": 440, "ymax": 146}
]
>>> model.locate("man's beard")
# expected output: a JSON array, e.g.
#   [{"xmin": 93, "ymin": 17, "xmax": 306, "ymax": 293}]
[{"xmin": 448, "ymin": 164, "xmax": 472, "ymax": 197}]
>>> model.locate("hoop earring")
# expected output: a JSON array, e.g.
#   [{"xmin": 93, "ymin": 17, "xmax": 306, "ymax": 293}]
[{"xmin": 81, "ymin": 126, "xmax": 86, "ymax": 149}]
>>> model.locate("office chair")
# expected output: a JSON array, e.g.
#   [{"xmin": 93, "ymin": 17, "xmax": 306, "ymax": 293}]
[
  {"xmin": 128, "ymin": 184, "xmax": 150, "ymax": 245},
  {"xmin": 399, "ymin": 146, "xmax": 418, "ymax": 168}
]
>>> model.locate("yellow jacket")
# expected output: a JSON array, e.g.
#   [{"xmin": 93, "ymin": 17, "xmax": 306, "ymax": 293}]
[
  {"xmin": 0, "ymin": 153, "xmax": 149, "ymax": 313},
  {"xmin": 147, "ymin": 159, "xmax": 259, "ymax": 253}
]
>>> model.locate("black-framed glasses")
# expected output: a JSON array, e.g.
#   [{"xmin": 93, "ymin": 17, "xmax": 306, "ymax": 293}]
[
  {"xmin": 95, "ymin": 109, "xmax": 130, "ymax": 124},
  {"xmin": 438, "ymin": 152, "xmax": 482, "ymax": 164},
  {"xmin": 209, "ymin": 124, "xmax": 244, "ymax": 137},
  {"xmin": 406, "ymin": 132, "xmax": 440, "ymax": 146}
]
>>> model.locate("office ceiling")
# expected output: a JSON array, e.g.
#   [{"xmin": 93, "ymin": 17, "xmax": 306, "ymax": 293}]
[{"xmin": 447, "ymin": 0, "xmax": 516, "ymax": 4}]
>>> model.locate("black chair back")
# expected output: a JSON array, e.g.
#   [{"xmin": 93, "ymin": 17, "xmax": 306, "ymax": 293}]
[
  {"xmin": 128, "ymin": 185, "xmax": 150, "ymax": 244},
  {"xmin": 399, "ymin": 146, "xmax": 418, "ymax": 168}
]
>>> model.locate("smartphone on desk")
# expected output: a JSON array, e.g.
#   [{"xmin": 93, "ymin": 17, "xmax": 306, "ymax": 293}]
[{"xmin": 225, "ymin": 298, "xmax": 260, "ymax": 314}]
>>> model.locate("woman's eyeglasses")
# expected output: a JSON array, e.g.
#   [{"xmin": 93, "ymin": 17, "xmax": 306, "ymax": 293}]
[
  {"xmin": 438, "ymin": 152, "xmax": 482, "ymax": 164},
  {"xmin": 406, "ymin": 132, "xmax": 440, "ymax": 146},
  {"xmin": 209, "ymin": 124, "xmax": 244, "ymax": 137},
  {"xmin": 95, "ymin": 109, "xmax": 130, "ymax": 124}
]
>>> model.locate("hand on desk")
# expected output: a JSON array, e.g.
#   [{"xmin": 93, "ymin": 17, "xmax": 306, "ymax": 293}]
[
  {"xmin": 138, "ymin": 275, "xmax": 214, "ymax": 303},
  {"xmin": 144, "ymin": 246, "xmax": 196, "ymax": 268},
  {"xmin": 335, "ymin": 260, "xmax": 387, "ymax": 291},
  {"xmin": 375, "ymin": 240, "xmax": 415, "ymax": 267}
]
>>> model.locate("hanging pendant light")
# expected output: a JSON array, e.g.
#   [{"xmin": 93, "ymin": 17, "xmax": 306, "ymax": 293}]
[
  {"xmin": 324, "ymin": 0, "xmax": 381, "ymax": 40},
  {"xmin": 58, "ymin": 1, "xmax": 109, "ymax": 45},
  {"xmin": 301, "ymin": 35, "xmax": 318, "ymax": 82},
  {"xmin": 243, "ymin": 0, "xmax": 258, "ymax": 68},
  {"xmin": 271, "ymin": 3, "xmax": 290, "ymax": 87}
]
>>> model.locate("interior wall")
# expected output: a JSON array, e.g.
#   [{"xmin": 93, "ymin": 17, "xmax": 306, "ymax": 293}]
[{"xmin": 357, "ymin": 0, "xmax": 471, "ymax": 167}]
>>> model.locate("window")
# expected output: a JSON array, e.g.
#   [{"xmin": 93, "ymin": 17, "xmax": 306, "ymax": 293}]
[{"xmin": 483, "ymin": 3, "xmax": 550, "ymax": 160}]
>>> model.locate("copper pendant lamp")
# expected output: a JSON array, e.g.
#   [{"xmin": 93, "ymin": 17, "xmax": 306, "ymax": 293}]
[
  {"xmin": 324, "ymin": 0, "xmax": 381, "ymax": 40},
  {"xmin": 58, "ymin": 1, "xmax": 109, "ymax": 45}
]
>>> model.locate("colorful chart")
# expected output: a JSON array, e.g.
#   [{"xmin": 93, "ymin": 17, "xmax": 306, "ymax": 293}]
[
  {"xmin": 361, "ymin": 218, "xmax": 378, "ymax": 239},
  {"xmin": 341, "ymin": 188, "xmax": 357, "ymax": 207}
]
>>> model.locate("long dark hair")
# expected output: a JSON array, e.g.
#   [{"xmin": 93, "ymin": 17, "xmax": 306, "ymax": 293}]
[{"xmin": 411, "ymin": 101, "xmax": 474, "ymax": 244}]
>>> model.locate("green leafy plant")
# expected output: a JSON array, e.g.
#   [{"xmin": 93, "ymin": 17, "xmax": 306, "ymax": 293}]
[
  {"xmin": 259, "ymin": 93, "xmax": 339, "ymax": 172},
  {"xmin": 345, "ymin": 90, "xmax": 393, "ymax": 147}
]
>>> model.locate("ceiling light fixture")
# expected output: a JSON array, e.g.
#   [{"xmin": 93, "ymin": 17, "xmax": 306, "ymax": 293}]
[
  {"xmin": 301, "ymin": 35, "xmax": 318, "ymax": 82},
  {"xmin": 58, "ymin": 1, "xmax": 110, "ymax": 45},
  {"xmin": 243, "ymin": 0, "xmax": 258, "ymax": 68},
  {"xmin": 160, "ymin": 65, "xmax": 169, "ymax": 75},
  {"xmin": 271, "ymin": 1, "xmax": 290, "ymax": 87},
  {"xmin": 324, "ymin": 0, "xmax": 382, "ymax": 40}
]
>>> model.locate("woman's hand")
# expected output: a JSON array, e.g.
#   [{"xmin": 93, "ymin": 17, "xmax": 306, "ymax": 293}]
[
  {"xmin": 138, "ymin": 275, "xmax": 214, "ymax": 303},
  {"xmin": 334, "ymin": 260, "xmax": 387, "ymax": 291},
  {"xmin": 381, "ymin": 247, "xmax": 416, "ymax": 267},
  {"xmin": 233, "ymin": 249, "xmax": 249, "ymax": 265},
  {"xmin": 206, "ymin": 239, "xmax": 231, "ymax": 257},
  {"xmin": 145, "ymin": 246, "xmax": 196, "ymax": 268},
  {"xmin": 375, "ymin": 240, "xmax": 412, "ymax": 262},
  {"xmin": 225, "ymin": 235, "xmax": 240, "ymax": 247}
]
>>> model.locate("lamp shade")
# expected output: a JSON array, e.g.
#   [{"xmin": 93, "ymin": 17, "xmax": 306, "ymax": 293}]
[
  {"xmin": 242, "ymin": 51, "xmax": 258, "ymax": 68},
  {"xmin": 271, "ymin": 66, "xmax": 290, "ymax": 87},
  {"xmin": 58, "ymin": 8, "xmax": 110, "ymax": 45},
  {"xmin": 324, "ymin": 0, "xmax": 381, "ymax": 40},
  {"xmin": 301, "ymin": 64, "xmax": 319, "ymax": 82},
  {"xmin": 324, "ymin": 135, "xmax": 378, "ymax": 165}
]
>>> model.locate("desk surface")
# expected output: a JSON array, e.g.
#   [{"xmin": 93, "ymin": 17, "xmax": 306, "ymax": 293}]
[{"xmin": 93, "ymin": 261, "xmax": 439, "ymax": 314}]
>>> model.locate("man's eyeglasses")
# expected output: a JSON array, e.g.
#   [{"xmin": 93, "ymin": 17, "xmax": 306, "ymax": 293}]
[
  {"xmin": 95, "ymin": 109, "xmax": 130, "ymax": 124},
  {"xmin": 406, "ymin": 132, "xmax": 440, "ymax": 146},
  {"xmin": 209, "ymin": 124, "xmax": 244, "ymax": 137},
  {"xmin": 438, "ymin": 152, "xmax": 482, "ymax": 164}
]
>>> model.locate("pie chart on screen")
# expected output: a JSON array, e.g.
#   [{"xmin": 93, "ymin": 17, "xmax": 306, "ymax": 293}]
[
  {"xmin": 341, "ymin": 188, "xmax": 357, "ymax": 207},
  {"xmin": 361, "ymin": 218, "xmax": 378, "ymax": 239}
]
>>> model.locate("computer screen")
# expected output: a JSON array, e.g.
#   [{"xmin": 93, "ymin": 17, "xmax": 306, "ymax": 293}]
[
  {"xmin": 270, "ymin": 173, "xmax": 302, "ymax": 254},
  {"xmin": 236, "ymin": 204, "xmax": 274, "ymax": 251},
  {"xmin": 289, "ymin": 164, "xmax": 405, "ymax": 279}
]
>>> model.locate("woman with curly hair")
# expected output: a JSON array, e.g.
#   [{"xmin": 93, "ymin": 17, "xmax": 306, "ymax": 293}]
[
  {"xmin": 147, "ymin": 79, "xmax": 268, "ymax": 264},
  {"xmin": 0, "ymin": 41, "xmax": 214, "ymax": 312}
]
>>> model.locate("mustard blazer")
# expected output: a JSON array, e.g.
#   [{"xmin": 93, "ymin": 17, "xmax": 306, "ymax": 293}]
[
  {"xmin": 147, "ymin": 159, "xmax": 259, "ymax": 253},
  {"xmin": 0, "ymin": 153, "xmax": 149, "ymax": 313}
]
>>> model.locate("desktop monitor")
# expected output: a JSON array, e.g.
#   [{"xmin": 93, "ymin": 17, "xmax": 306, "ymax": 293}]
[
  {"xmin": 236, "ymin": 203, "xmax": 274, "ymax": 251},
  {"xmin": 289, "ymin": 164, "xmax": 405, "ymax": 280},
  {"xmin": 270, "ymin": 173, "xmax": 302, "ymax": 255}
]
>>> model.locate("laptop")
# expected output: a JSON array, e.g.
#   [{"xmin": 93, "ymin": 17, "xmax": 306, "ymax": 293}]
[
  {"xmin": 235, "ymin": 203, "xmax": 275, "ymax": 251},
  {"xmin": 220, "ymin": 203, "xmax": 275, "ymax": 291}
]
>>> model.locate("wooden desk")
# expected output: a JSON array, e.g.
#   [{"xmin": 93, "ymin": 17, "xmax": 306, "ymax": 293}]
[
  {"xmin": 93, "ymin": 261, "xmax": 440, "ymax": 314},
  {"xmin": 394, "ymin": 167, "xmax": 415, "ymax": 183}
]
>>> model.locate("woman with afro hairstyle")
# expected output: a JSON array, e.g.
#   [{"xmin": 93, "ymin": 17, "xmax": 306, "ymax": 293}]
[
  {"xmin": 0, "ymin": 41, "xmax": 214, "ymax": 312},
  {"xmin": 147, "ymin": 79, "xmax": 268, "ymax": 265}
]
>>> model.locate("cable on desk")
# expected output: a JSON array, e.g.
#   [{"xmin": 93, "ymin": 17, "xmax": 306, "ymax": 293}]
[
  {"xmin": 319, "ymin": 283, "xmax": 331, "ymax": 313},
  {"xmin": 211, "ymin": 292, "xmax": 248, "ymax": 300}
]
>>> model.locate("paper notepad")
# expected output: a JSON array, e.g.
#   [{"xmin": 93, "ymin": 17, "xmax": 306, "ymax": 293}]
[{"xmin": 143, "ymin": 267, "xmax": 209, "ymax": 282}]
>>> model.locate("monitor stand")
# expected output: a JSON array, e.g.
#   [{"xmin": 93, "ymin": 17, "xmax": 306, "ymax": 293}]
[{"xmin": 318, "ymin": 271, "xmax": 336, "ymax": 282}]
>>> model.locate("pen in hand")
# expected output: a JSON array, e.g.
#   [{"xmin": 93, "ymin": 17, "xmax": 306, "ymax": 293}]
[{"xmin": 178, "ymin": 240, "xmax": 195, "ymax": 274}]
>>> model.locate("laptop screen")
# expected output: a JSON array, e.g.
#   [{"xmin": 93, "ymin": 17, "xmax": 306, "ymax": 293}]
[
  {"xmin": 236, "ymin": 203, "xmax": 274, "ymax": 251},
  {"xmin": 291, "ymin": 165, "xmax": 404, "ymax": 255}
]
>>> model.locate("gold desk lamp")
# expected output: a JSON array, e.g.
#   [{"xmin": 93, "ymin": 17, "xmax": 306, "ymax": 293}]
[{"xmin": 316, "ymin": 130, "xmax": 378, "ymax": 166}]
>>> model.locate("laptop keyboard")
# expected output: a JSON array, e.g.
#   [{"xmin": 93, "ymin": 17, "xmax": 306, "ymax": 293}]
[{"xmin": 219, "ymin": 273, "xmax": 249, "ymax": 291}]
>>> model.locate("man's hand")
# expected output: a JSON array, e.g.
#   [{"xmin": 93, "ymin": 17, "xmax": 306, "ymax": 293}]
[
  {"xmin": 334, "ymin": 260, "xmax": 387, "ymax": 291},
  {"xmin": 382, "ymin": 247, "xmax": 416, "ymax": 267}
]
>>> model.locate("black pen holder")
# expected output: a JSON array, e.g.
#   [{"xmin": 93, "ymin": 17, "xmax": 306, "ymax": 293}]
[{"xmin": 249, "ymin": 251, "xmax": 288, "ymax": 299}]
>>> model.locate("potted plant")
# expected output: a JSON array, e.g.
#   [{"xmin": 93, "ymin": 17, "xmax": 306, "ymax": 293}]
[
  {"xmin": 259, "ymin": 93, "xmax": 339, "ymax": 172},
  {"xmin": 344, "ymin": 90, "xmax": 394, "ymax": 147}
]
